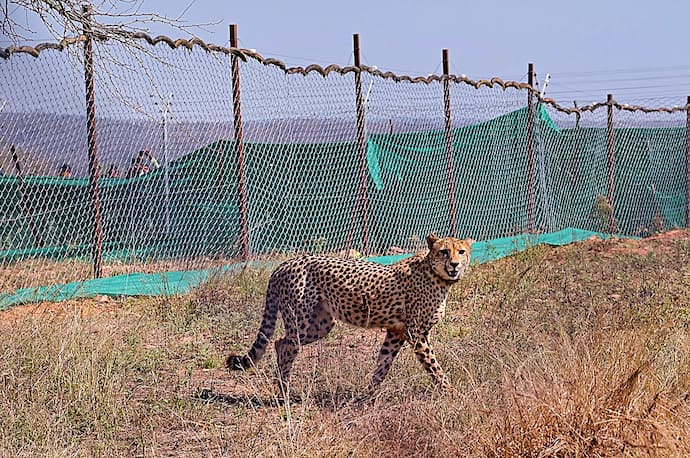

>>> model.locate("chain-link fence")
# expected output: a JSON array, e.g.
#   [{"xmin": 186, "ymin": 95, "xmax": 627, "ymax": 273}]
[{"xmin": 1, "ymin": 32, "xmax": 688, "ymax": 294}]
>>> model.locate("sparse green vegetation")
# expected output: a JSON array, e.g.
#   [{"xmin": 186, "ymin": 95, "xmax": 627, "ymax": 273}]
[{"xmin": 1, "ymin": 231, "xmax": 689, "ymax": 456}]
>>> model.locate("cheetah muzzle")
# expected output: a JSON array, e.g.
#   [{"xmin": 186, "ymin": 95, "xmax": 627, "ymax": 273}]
[{"xmin": 226, "ymin": 233, "xmax": 473, "ymax": 395}]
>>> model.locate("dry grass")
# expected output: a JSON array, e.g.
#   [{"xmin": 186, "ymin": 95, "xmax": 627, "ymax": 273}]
[
  {"xmin": 0, "ymin": 255, "xmax": 243, "ymax": 294},
  {"xmin": 1, "ymin": 232, "xmax": 690, "ymax": 457}
]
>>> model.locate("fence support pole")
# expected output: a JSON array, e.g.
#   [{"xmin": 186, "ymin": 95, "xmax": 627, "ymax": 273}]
[
  {"xmin": 573, "ymin": 101, "xmax": 580, "ymax": 188},
  {"xmin": 11, "ymin": 145, "xmax": 43, "ymax": 247},
  {"xmin": 443, "ymin": 49, "xmax": 457, "ymax": 237},
  {"xmin": 229, "ymin": 24, "xmax": 250, "ymax": 260},
  {"xmin": 686, "ymin": 95, "xmax": 690, "ymax": 227},
  {"xmin": 217, "ymin": 139, "xmax": 225, "ymax": 197},
  {"xmin": 526, "ymin": 62, "xmax": 535, "ymax": 233},
  {"xmin": 347, "ymin": 33, "xmax": 369, "ymax": 255},
  {"xmin": 606, "ymin": 93, "xmax": 615, "ymax": 232},
  {"xmin": 82, "ymin": 4, "xmax": 103, "ymax": 278}
]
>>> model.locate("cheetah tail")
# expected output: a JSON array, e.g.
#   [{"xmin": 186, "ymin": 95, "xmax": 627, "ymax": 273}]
[{"xmin": 226, "ymin": 292, "xmax": 279, "ymax": 371}]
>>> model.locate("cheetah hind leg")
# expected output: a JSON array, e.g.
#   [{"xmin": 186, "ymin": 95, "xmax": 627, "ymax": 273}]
[
  {"xmin": 275, "ymin": 304, "xmax": 335, "ymax": 397},
  {"xmin": 274, "ymin": 336, "xmax": 299, "ymax": 398},
  {"xmin": 226, "ymin": 286, "xmax": 281, "ymax": 371}
]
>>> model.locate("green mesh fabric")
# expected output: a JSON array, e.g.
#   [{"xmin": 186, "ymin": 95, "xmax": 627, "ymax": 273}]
[
  {"xmin": 0, "ymin": 228, "xmax": 615, "ymax": 309},
  {"xmin": 1, "ymin": 106, "xmax": 685, "ymax": 264},
  {"xmin": 1, "ymin": 140, "xmax": 242, "ymax": 261}
]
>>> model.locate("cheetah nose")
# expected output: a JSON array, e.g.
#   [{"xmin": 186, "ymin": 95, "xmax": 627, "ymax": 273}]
[{"xmin": 449, "ymin": 261, "xmax": 460, "ymax": 269}]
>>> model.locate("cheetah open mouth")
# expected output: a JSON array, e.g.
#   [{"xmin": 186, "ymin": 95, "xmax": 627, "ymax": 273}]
[{"xmin": 446, "ymin": 268, "xmax": 460, "ymax": 279}]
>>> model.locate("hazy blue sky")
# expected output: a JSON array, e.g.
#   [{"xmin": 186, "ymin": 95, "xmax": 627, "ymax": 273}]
[{"xmin": 5, "ymin": 0, "xmax": 690, "ymax": 105}]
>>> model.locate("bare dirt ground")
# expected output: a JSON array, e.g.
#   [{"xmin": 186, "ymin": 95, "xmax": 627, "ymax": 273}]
[
  {"xmin": 585, "ymin": 228, "xmax": 690, "ymax": 257},
  {"xmin": 0, "ymin": 295, "xmax": 114, "ymax": 323}
]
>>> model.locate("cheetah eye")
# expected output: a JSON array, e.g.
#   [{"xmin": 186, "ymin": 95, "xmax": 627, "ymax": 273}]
[
  {"xmin": 439, "ymin": 249, "xmax": 450, "ymax": 257},
  {"xmin": 459, "ymin": 249, "xmax": 466, "ymax": 255}
]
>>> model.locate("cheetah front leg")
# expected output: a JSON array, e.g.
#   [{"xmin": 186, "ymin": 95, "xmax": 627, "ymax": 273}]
[
  {"xmin": 368, "ymin": 329, "xmax": 406, "ymax": 393},
  {"xmin": 408, "ymin": 329, "xmax": 452, "ymax": 390}
]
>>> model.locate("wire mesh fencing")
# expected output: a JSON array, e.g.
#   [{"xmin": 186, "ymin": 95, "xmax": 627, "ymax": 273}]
[{"xmin": 1, "ymin": 33, "xmax": 688, "ymax": 294}]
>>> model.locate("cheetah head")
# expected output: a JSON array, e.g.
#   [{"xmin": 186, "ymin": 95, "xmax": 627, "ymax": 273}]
[{"xmin": 426, "ymin": 234, "xmax": 473, "ymax": 282}]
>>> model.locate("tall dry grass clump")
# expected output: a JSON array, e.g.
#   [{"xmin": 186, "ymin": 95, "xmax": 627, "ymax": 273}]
[
  {"xmin": 472, "ymin": 327, "xmax": 690, "ymax": 456},
  {"xmin": 449, "ymin": 236, "xmax": 690, "ymax": 456},
  {"xmin": 0, "ymin": 305, "xmax": 142, "ymax": 456},
  {"xmin": 318, "ymin": 327, "xmax": 690, "ymax": 457}
]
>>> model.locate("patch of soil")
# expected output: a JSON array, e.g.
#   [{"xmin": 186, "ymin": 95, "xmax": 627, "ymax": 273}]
[
  {"xmin": 587, "ymin": 229, "xmax": 690, "ymax": 257},
  {"xmin": 0, "ymin": 296, "xmax": 114, "ymax": 324},
  {"xmin": 186, "ymin": 326, "xmax": 384, "ymax": 407}
]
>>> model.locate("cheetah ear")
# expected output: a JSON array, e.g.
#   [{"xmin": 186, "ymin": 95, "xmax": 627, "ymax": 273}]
[
  {"xmin": 426, "ymin": 233, "xmax": 440, "ymax": 250},
  {"xmin": 464, "ymin": 237, "xmax": 476, "ymax": 245}
]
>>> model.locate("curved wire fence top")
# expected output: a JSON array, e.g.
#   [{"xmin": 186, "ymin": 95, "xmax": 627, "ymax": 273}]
[
  {"xmin": 0, "ymin": 31, "xmax": 689, "ymax": 294},
  {"xmin": 3, "ymin": 32, "xmax": 689, "ymax": 112}
]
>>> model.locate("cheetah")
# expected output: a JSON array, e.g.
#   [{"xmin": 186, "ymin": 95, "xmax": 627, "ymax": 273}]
[{"xmin": 227, "ymin": 234, "xmax": 473, "ymax": 394}]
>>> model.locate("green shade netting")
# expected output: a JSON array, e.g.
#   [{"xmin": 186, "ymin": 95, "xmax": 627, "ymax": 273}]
[{"xmin": 0, "ymin": 227, "xmax": 619, "ymax": 310}]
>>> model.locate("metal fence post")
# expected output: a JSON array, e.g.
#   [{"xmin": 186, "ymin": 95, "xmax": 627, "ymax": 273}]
[
  {"xmin": 573, "ymin": 100, "xmax": 580, "ymax": 188},
  {"xmin": 229, "ymin": 24, "xmax": 250, "ymax": 260},
  {"xmin": 217, "ymin": 138, "xmax": 225, "ymax": 197},
  {"xmin": 443, "ymin": 49, "xmax": 457, "ymax": 237},
  {"xmin": 82, "ymin": 4, "xmax": 103, "ymax": 278},
  {"xmin": 526, "ymin": 62, "xmax": 535, "ymax": 233},
  {"xmin": 11, "ymin": 145, "xmax": 43, "ymax": 247},
  {"xmin": 346, "ymin": 33, "xmax": 370, "ymax": 255},
  {"xmin": 686, "ymin": 95, "xmax": 690, "ymax": 227},
  {"xmin": 607, "ymin": 93, "xmax": 615, "ymax": 232}
]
